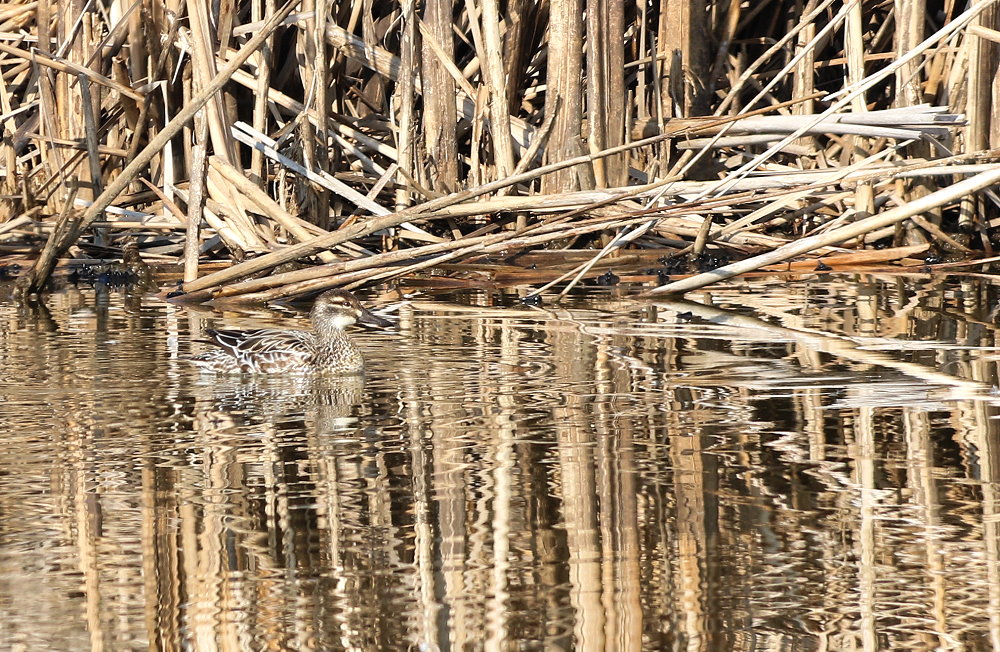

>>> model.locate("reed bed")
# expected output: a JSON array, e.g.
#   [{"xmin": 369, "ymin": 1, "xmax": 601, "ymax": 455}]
[{"xmin": 2, "ymin": 0, "xmax": 999, "ymax": 302}]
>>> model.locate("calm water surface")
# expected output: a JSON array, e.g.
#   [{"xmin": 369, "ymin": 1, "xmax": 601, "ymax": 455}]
[{"xmin": 3, "ymin": 276, "xmax": 1000, "ymax": 651}]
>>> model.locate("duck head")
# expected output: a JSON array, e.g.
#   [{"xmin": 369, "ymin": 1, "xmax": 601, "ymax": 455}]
[{"xmin": 310, "ymin": 289, "xmax": 392, "ymax": 331}]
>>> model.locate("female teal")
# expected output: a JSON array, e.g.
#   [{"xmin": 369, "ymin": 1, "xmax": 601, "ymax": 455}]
[{"xmin": 188, "ymin": 289, "xmax": 390, "ymax": 374}]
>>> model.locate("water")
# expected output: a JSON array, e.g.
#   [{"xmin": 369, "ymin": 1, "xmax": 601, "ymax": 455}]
[{"xmin": 2, "ymin": 277, "xmax": 1000, "ymax": 650}]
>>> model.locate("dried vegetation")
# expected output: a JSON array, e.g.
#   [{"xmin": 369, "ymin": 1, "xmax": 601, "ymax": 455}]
[{"xmin": 2, "ymin": 0, "xmax": 1000, "ymax": 303}]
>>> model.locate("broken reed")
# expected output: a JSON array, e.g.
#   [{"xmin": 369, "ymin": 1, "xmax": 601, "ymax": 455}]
[{"xmin": 4, "ymin": 0, "xmax": 1000, "ymax": 299}]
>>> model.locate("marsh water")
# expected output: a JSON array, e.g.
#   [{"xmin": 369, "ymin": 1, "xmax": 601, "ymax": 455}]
[{"xmin": 3, "ymin": 275, "xmax": 1000, "ymax": 651}]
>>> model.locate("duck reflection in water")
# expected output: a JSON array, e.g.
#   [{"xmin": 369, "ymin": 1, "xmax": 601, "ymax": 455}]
[{"xmin": 191, "ymin": 373, "xmax": 369, "ymax": 439}]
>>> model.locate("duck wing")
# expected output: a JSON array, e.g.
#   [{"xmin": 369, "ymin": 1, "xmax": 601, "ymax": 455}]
[{"xmin": 206, "ymin": 328, "xmax": 315, "ymax": 373}]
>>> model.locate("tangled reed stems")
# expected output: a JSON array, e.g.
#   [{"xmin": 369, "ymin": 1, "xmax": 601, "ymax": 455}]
[{"xmin": 2, "ymin": 0, "xmax": 999, "ymax": 302}]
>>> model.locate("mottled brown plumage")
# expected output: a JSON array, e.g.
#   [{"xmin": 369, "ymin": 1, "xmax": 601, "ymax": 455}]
[{"xmin": 187, "ymin": 289, "xmax": 390, "ymax": 374}]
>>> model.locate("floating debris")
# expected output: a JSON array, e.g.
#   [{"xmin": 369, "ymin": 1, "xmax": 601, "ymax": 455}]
[{"xmin": 594, "ymin": 270, "xmax": 620, "ymax": 286}]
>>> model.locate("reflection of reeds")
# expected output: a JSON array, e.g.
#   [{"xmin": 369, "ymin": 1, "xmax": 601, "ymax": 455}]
[
  {"xmin": 5, "ymin": 1, "xmax": 998, "ymax": 300},
  {"xmin": 7, "ymin": 245, "xmax": 1000, "ymax": 648}
]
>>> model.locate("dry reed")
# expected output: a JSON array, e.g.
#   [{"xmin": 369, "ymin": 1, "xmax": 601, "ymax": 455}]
[{"xmin": 1, "ymin": 0, "xmax": 997, "ymax": 302}]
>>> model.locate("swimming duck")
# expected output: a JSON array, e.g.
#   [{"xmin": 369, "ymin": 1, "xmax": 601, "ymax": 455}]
[{"xmin": 188, "ymin": 289, "xmax": 390, "ymax": 374}]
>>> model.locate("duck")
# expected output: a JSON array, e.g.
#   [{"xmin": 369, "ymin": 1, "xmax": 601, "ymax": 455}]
[{"xmin": 187, "ymin": 289, "xmax": 391, "ymax": 374}]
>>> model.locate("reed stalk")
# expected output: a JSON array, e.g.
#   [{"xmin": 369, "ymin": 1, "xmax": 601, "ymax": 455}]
[{"xmin": 2, "ymin": 0, "xmax": 998, "ymax": 302}]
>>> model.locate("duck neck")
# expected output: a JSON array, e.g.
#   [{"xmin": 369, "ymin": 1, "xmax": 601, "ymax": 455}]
[
  {"xmin": 315, "ymin": 324, "xmax": 351, "ymax": 346},
  {"xmin": 314, "ymin": 325, "xmax": 363, "ymax": 370}
]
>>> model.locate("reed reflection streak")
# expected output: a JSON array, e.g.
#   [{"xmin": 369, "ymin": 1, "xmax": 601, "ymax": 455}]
[{"xmin": 1, "ymin": 281, "xmax": 1000, "ymax": 650}]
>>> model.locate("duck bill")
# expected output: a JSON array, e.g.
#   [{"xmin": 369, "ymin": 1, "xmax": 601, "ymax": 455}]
[{"xmin": 358, "ymin": 307, "xmax": 393, "ymax": 328}]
